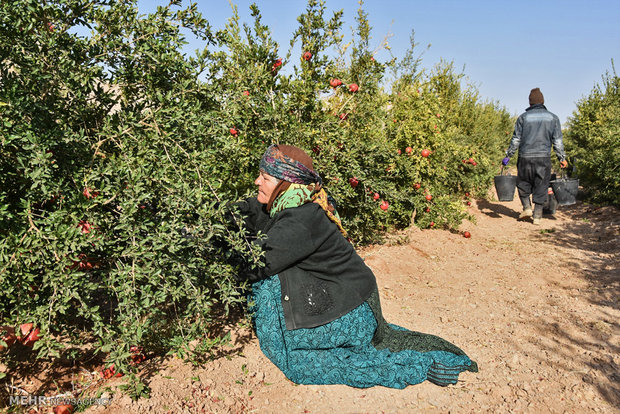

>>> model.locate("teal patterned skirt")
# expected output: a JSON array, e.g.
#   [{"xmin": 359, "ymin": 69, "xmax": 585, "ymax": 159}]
[{"xmin": 250, "ymin": 276, "xmax": 478, "ymax": 389}]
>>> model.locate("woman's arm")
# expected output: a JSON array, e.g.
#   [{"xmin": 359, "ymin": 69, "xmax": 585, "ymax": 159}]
[
  {"xmin": 257, "ymin": 209, "xmax": 317, "ymax": 277},
  {"xmin": 229, "ymin": 197, "xmax": 271, "ymax": 236}
]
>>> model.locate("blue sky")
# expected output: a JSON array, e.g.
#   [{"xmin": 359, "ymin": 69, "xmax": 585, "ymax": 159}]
[{"xmin": 137, "ymin": 0, "xmax": 620, "ymax": 126}]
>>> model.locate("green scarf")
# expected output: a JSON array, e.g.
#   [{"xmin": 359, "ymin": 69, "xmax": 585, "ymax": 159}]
[{"xmin": 270, "ymin": 183, "xmax": 348, "ymax": 238}]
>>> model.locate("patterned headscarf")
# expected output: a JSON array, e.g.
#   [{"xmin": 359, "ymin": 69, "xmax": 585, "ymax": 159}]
[
  {"xmin": 259, "ymin": 145, "xmax": 347, "ymax": 238},
  {"xmin": 259, "ymin": 144, "xmax": 322, "ymax": 186}
]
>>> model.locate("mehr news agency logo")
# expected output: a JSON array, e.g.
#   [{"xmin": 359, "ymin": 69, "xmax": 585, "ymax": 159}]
[{"xmin": 8, "ymin": 394, "xmax": 112, "ymax": 407}]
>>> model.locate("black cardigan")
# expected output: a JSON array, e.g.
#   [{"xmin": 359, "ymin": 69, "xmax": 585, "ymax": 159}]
[{"xmin": 236, "ymin": 198, "xmax": 377, "ymax": 330}]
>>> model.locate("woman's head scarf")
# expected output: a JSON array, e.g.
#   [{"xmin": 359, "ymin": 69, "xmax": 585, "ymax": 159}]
[
  {"xmin": 259, "ymin": 144, "xmax": 347, "ymax": 238},
  {"xmin": 260, "ymin": 144, "xmax": 321, "ymax": 186}
]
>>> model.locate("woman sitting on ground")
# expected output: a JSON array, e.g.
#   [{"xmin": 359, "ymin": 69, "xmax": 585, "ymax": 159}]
[{"xmin": 234, "ymin": 144, "xmax": 478, "ymax": 388}]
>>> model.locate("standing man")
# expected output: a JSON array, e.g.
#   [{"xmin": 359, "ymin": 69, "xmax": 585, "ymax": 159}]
[{"xmin": 502, "ymin": 88, "xmax": 568, "ymax": 225}]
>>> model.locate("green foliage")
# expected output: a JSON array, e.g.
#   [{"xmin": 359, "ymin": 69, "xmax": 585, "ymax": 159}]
[
  {"xmin": 0, "ymin": 0, "xmax": 514, "ymax": 389},
  {"xmin": 385, "ymin": 59, "xmax": 512, "ymax": 231},
  {"xmin": 119, "ymin": 373, "xmax": 152, "ymax": 401},
  {"xmin": 0, "ymin": 0, "xmax": 255, "ymax": 375},
  {"xmin": 564, "ymin": 64, "xmax": 620, "ymax": 205}
]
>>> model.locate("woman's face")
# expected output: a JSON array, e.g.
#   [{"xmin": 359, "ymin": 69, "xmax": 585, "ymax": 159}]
[{"xmin": 255, "ymin": 170, "xmax": 279, "ymax": 204}]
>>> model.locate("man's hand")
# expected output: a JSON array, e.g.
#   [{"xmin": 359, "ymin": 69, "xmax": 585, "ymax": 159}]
[
  {"xmin": 502, "ymin": 157, "xmax": 510, "ymax": 166},
  {"xmin": 560, "ymin": 160, "xmax": 568, "ymax": 169}
]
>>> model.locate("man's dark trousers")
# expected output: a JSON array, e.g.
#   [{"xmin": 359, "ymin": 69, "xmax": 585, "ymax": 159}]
[{"xmin": 517, "ymin": 156, "xmax": 551, "ymax": 207}]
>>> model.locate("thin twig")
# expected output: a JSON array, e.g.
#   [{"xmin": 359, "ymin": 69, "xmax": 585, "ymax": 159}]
[
  {"xmin": 27, "ymin": 210, "xmax": 40, "ymax": 233},
  {"xmin": 174, "ymin": 141, "xmax": 202, "ymax": 190},
  {"xmin": 48, "ymin": 285, "xmax": 58, "ymax": 328},
  {"xmin": 162, "ymin": 143, "xmax": 185, "ymax": 184},
  {"xmin": 6, "ymin": 384, "xmax": 30, "ymax": 395},
  {"xmin": 205, "ymin": 181, "xmax": 263, "ymax": 266},
  {"xmin": 101, "ymin": 193, "xmax": 118, "ymax": 206},
  {"xmin": 0, "ymin": 231, "xmax": 30, "ymax": 276}
]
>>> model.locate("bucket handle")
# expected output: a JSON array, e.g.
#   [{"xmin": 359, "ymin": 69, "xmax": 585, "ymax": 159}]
[{"xmin": 558, "ymin": 158, "xmax": 577, "ymax": 180}]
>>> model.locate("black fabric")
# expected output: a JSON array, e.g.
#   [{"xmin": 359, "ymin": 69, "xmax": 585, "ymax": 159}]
[
  {"xmin": 234, "ymin": 198, "xmax": 272, "ymax": 237},
  {"xmin": 222, "ymin": 199, "xmax": 273, "ymax": 282},
  {"xmin": 533, "ymin": 203, "xmax": 544, "ymax": 219},
  {"xmin": 300, "ymin": 279, "xmax": 334, "ymax": 316},
  {"xmin": 517, "ymin": 156, "xmax": 552, "ymax": 205},
  {"xmin": 238, "ymin": 198, "xmax": 377, "ymax": 330},
  {"xmin": 366, "ymin": 289, "xmax": 477, "ymax": 367},
  {"xmin": 519, "ymin": 195, "xmax": 532, "ymax": 210}
]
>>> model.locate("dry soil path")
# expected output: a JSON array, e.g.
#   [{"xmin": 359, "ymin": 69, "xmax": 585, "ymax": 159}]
[{"xmin": 88, "ymin": 196, "xmax": 619, "ymax": 414}]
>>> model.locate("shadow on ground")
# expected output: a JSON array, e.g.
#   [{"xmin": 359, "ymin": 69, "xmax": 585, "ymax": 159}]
[
  {"xmin": 476, "ymin": 199, "xmax": 520, "ymax": 219},
  {"xmin": 514, "ymin": 202, "xmax": 619, "ymax": 406},
  {"xmin": 477, "ymin": 198, "xmax": 561, "ymax": 222},
  {"xmin": 535, "ymin": 203, "xmax": 619, "ymax": 310},
  {"xmin": 0, "ymin": 305, "xmax": 252, "ymax": 410}
]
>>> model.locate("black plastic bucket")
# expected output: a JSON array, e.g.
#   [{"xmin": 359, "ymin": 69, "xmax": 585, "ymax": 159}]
[
  {"xmin": 550, "ymin": 178, "xmax": 579, "ymax": 206},
  {"xmin": 494, "ymin": 173, "xmax": 518, "ymax": 201}
]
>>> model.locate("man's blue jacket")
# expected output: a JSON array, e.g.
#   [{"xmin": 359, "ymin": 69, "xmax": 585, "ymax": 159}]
[{"xmin": 506, "ymin": 104, "xmax": 566, "ymax": 161}]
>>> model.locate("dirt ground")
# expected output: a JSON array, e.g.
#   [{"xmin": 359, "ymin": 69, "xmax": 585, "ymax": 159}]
[{"xmin": 6, "ymin": 193, "xmax": 620, "ymax": 413}]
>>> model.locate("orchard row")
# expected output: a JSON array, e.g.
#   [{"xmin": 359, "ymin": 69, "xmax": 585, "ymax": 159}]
[{"xmin": 0, "ymin": 0, "xmax": 514, "ymax": 378}]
